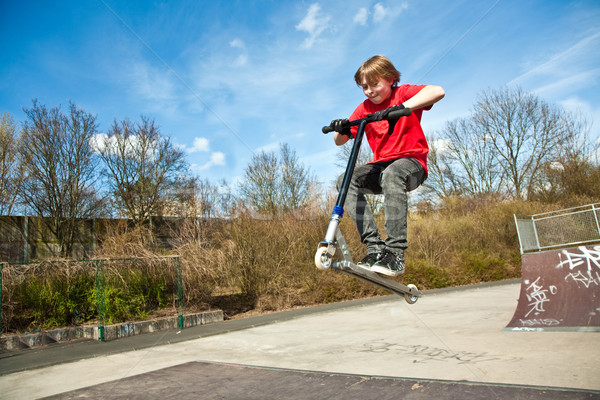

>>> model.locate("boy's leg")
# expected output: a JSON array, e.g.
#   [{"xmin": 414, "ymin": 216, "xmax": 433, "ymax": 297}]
[
  {"xmin": 336, "ymin": 163, "xmax": 385, "ymax": 255},
  {"xmin": 380, "ymin": 157, "xmax": 425, "ymax": 251},
  {"xmin": 371, "ymin": 158, "xmax": 425, "ymax": 276}
]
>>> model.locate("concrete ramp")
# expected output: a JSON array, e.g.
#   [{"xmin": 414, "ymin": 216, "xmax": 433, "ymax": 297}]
[{"xmin": 506, "ymin": 245, "xmax": 600, "ymax": 331}]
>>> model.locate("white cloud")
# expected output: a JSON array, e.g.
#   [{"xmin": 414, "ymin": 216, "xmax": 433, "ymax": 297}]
[
  {"xmin": 230, "ymin": 38, "xmax": 248, "ymax": 66},
  {"xmin": 197, "ymin": 151, "xmax": 226, "ymax": 170},
  {"xmin": 230, "ymin": 38, "xmax": 244, "ymax": 48},
  {"xmin": 373, "ymin": 3, "xmax": 387, "ymax": 22},
  {"xmin": 354, "ymin": 8, "xmax": 368, "ymax": 26},
  {"xmin": 558, "ymin": 96, "xmax": 600, "ymax": 150},
  {"xmin": 209, "ymin": 151, "xmax": 226, "ymax": 165},
  {"xmin": 532, "ymin": 68, "xmax": 600, "ymax": 98},
  {"xmin": 353, "ymin": 3, "xmax": 408, "ymax": 26},
  {"xmin": 398, "ymin": 2, "xmax": 409, "ymax": 15},
  {"xmin": 431, "ymin": 138, "xmax": 451, "ymax": 155},
  {"xmin": 548, "ymin": 161, "xmax": 565, "ymax": 171},
  {"xmin": 510, "ymin": 32, "xmax": 600, "ymax": 90},
  {"xmin": 90, "ymin": 133, "xmax": 108, "ymax": 152},
  {"xmin": 188, "ymin": 137, "xmax": 210, "ymax": 153},
  {"xmin": 234, "ymin": 54, "xmax": 248, "ymax": 67},
  {"xmin": 90, "ymin": 133, "xmax": 158, "ymax": 157},
  {"xmin": 129, "ymin": 61, "xmax": 175, "ymax": 102},
  {"xmin": 559, "ymin": 96, "xmax": 593, "ymax": 114},
  {"xmin": 255, "ymin": 140, "xmax": 281, "ymax": 154},
  {"xmin": 296, "ymin": 3, "xmax": 330, "ymax": 49}
]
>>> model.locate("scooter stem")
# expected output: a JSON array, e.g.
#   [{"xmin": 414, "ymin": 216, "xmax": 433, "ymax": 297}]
[
  {"xmin": 334, "ymin": 119, "xmax": 367, "ymax": 211},
  {"xmin": 323, "ymin": 119, "xmax": 367, "ymax": 244}
]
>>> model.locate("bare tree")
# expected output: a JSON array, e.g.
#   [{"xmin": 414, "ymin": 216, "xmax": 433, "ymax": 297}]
[
  {"xmin": 334, "ymin": 137, "xmax": 373, "ymax": 170},
  {"xmin": 472, "ymin": 86, "xmax": 571, "ymax": 200},
  {"xmin": 428, "ymin": 86, "xmax": 584, "ymax": 201},
  {"xmin": 280, "ymin": 142, "xmax": 314, "ymax": 212},
  {"xmin": 239, "ymin": 150, "xmax": 280, "ymax": 216},
  {"xmin": 439, "ymin": 117, "xmax": 506, "ymax": 197},
  {"xmin": 424, "ymin": 134, "xmax": 462, "ymax": 199},
  {"xmin": 97, "ymin": 116, "xmax": 187, "ymax": 226},
  {"xmin": 0, "ymin": 112, "xmax": 24, "ymax": 215},
  {"xmin": 533, "ymin": 112, "xmax": 600, "ymax": 200},
  {"xmin": 239, "ymin": 143, "xmax": 315, "ymax": 217},
  {"xmin": 173, "ymin": 176, "xmax": 233, "ymax": 219},
  {"xmin": 167, "ymin": 176, "xmax": 229, "ymax": 245},
  {"xmin": 19, "ymin": 100, "xmax": 104, "ymax": 257}
]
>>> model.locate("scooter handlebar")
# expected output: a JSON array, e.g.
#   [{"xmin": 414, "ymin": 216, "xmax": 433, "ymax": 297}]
[
  {"xmin": 385, "ymin": 107, "xmax": 412, "ymax": 120},
  {"xmin": 322, "ymin": 106, "xmax": 412, "ymax": 134}
]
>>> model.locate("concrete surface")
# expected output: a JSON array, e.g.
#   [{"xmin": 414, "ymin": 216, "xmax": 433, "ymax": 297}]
[
  {"xmin": 1, "ymin": 280, "xmax": 599, "ymax": 399},
  {"xmin": 41, "ymin": 361, "xmax": 598, "ymax": 400}
]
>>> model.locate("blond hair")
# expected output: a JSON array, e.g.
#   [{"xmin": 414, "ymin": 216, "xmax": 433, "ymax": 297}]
[{"xmin": 354, "ymin": 55, "xmax": 401, "ymax": 87}]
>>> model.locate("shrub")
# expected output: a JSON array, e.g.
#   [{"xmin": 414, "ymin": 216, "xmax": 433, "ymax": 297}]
[{"xmin": 2, "ymin": 261, "xmax": 97, "ymax": 331}]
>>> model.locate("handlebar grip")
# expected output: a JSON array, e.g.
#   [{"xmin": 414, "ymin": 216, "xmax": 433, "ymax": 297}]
[
  {"xmin": 323, "ymin": 107, "xmax": 411, "ymax": 134},
  {"xmin": 387, "ymin": 108, "xmax": 412, "ymax": 119}
]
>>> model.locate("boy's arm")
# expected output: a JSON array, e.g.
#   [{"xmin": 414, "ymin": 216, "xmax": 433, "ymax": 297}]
[
  {"xmin": 334, "ymin": 85, "xmax": 444, "ymax": 146},
  {"xmin": 402, "ymin": 85, "xmax": 445, "ymax": 110},
  {"xmin": 334, "ymin": 131, "xmax": 350, "ymax": 146}
]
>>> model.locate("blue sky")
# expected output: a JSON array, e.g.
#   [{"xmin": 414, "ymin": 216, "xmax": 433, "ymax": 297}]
[{"xmin": 1, "ymin": 0, "xmax": 599, "ymax": 190}]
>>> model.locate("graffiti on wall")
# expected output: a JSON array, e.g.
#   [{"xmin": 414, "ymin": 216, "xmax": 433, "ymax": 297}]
[
  {"xmin": 557, "ymin": 245, "xmax": 600, "ymax": 288},
  {"xmin": 523, "ymin": 277, "xmax": 557, "ymax": 318}
]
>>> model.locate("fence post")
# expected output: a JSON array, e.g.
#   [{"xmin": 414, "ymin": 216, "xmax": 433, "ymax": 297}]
[
  {"xmin": 91, "ymin": 218, "xmax": 97, "ymax": 256},
  {"xmin": 593, "ymin": 204, "xmax": 600, "ymax": 239},
  {"xmin": 95, "ymin": 259, "xmax": 106, "ymax": 342},
  {"xmin": 175, "ymin": 257, "xmax": 184, "ymax": 329},
  {"xmin": 0, "ymin": 262, "xmax": 3, "ymax": 336},
  {"xmin": 531, "ymin": 215, "xmax": 541, "ymax": 252},
  {"xmin": 22, "ymin": 217, "xmax": 29, "ymax": 263}
]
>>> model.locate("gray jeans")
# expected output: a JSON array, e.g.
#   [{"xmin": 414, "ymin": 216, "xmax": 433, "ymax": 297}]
[{"xmin": 337, "ymin": 157, "xmax": 426, "ymax": 254}]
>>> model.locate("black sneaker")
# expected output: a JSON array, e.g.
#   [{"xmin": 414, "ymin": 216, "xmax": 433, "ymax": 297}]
[
  {"xmin": 371, "ymin": 249, "xmax": 405, "ymax": 277},
  {"xmin": 357, "ymin": 252, "xmax": 382, "ymax": 268}
]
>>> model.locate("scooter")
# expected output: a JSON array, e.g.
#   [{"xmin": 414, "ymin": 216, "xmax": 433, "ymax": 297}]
[{"xmin": 315, "ymin": 106, "xmax": 421, "ymax": 304}]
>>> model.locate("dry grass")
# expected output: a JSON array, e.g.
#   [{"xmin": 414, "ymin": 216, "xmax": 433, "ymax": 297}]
[{"xmin": 3, "ymin": 197, "xmax": 584, "ymax": 332}]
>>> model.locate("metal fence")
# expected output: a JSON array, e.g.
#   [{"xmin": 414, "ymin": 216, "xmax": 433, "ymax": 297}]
[{"xmin": 514, "ymin": 203, "xmax": 600, "ymax": 254}]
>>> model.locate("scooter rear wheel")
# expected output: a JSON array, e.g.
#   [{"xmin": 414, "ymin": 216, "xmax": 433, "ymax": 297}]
[{"xmin": 404, "ymin": 284, "xmax": 420, "ymax": 304}]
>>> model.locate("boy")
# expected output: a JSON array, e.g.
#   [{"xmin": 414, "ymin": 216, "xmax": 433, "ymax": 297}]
[{"xmin": 331, "ymin": 55, "xmax": 444, "ymax": 277}]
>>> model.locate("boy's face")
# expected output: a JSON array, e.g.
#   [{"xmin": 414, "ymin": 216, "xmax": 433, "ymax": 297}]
[{"xmin": 360, "ymin": 76, "xmax": 394, "ymax": 105}]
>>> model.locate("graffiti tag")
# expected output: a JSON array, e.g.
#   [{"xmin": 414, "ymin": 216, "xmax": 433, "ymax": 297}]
[
  {"xmin": 358, "ymin": 342, "xmax": 522, "ymax": 364},
  {"xmin": 518, "ymin": 318, "xmax": 561, "ymax": 326},
  {"xmin": 556, "ymin": 245, "xmax": 600, "ymax": 288},
  {"xmin": 524, "ymin": 277, "xmax": 557, "ymax": 318}
]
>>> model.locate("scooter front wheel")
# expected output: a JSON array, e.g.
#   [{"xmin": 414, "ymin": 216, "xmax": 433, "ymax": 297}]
[{"xmin": 314, "ymin": 246, "xmax": 334, "ymax": 270}]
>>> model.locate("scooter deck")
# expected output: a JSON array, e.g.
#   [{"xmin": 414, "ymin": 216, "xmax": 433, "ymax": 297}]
[
  {"xmin": 328, "ymin": 227, "xmax": 421, "ymax": 303},
  {"xmin": 333, "ymin": 260, "xmax": 421, "ymax": 300}
]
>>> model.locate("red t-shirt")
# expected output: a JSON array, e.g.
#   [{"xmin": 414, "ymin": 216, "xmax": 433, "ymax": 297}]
[{"xmin": 349, "ymin": 84, "xmax": 431, "ymax": 175}]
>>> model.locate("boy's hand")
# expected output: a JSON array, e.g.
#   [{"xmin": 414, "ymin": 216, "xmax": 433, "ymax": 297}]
[
  {"xmin": 382, "ymin": 104, "xmax": 406, "ymax": 119},
  {"xmin": 367, "ymin": 105, "xmax": 411, "ymax": 136},
  {"xmin": 331, "ymin": 119, "xmax": 352, "ymax": 137},
  {"xmin": 369, "ymin": 104, "xmax": 406, "ymax": 121},
  {"xmin": 331, "ymin": 118, "xmax": 348, "ymax": 132}
]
